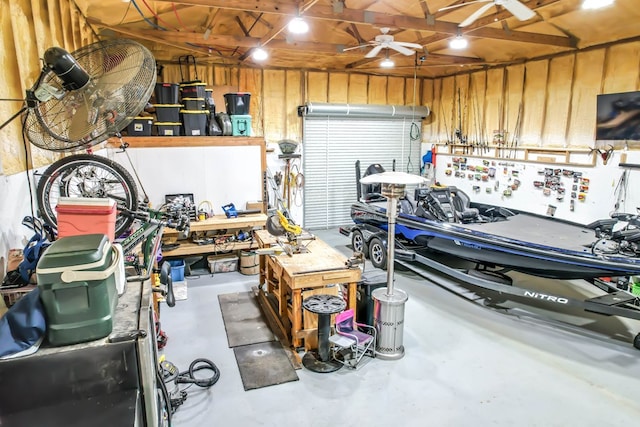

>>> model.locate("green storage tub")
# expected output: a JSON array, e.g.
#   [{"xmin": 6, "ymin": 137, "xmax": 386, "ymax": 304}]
[
  {"xmin": 230, "ymin": 114, "xmax": 252, "ymax": 136},
  {"xmin": 36, "ymin": 234, "xmax": 120, "ymax": 346}
]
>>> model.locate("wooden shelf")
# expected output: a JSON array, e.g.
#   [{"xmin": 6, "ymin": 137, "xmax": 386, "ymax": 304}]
[
  {"xmin": 106, "ymin": 136, "xmax": 265, "ymax": 148},
  {"xmin": 163, "ymin": 213, "xmax": 268, "ymax": 236},
  {"xmin": 435, "ymin": 143, "xmax": 596, "ymax": 167},
  {"xmin": 162, "ymin": 240, "xmax": 260, "ymax": 257}
]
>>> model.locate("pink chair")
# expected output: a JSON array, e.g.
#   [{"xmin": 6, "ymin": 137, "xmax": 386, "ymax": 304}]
[{"xmin": 330, "ymin": 309, "xmax": 376, "ymax": 368}]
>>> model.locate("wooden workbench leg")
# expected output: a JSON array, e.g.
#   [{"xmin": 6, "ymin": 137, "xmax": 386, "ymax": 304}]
[
  {"xmin": 292, "ymin": 289, "xmax": 302, "ymax": 348},
  {"xmin": 347, "ymin": 282, "xmax": 357, "ymax": 318},
  {"xmin": 278, "ymin": 276, "xmax": 287, "ymax": 317}
]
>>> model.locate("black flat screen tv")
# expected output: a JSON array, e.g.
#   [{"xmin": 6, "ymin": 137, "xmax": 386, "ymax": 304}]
[{"xmin": 596, "ymin": 90, "xmax": 640, "ymax": 141}]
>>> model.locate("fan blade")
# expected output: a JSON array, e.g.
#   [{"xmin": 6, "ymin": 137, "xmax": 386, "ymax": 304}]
[
  {"xmin": 459, "ymin": 2, "xmax": 495, "ymax": 27},
  {"xmin": 389, "ymin": 43, "xmax": 416, "ymax": 56},
  {"xmin": 438, "ymin": 0, "xmax": 491, "ymax": 12},
  {"xmin": 501, "ymin": 0, "xmax": 536, "ymax": 21},
  {"xmin": 365, "ymin": 44, "xmax": 384, "ymax": 58},
  {"xmin": 68, "ymin": 95, "xmax": 96, "ymax": 142},
  {"xmin": 394, "ymin": 41, "xmax": 424, "ymax": 50},
  {"xmin": 342, "ymin": 43, "xmax": 374, "ymax": 53}
]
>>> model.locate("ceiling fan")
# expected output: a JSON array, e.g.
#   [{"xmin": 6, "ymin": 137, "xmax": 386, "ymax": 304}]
[
  {"xmin": 343, "ymin": 28, "xmax": 423, "ymax": 58},
  {"xmin": 439, "ymin": 0, "xmax": 536, "ymax": 27}
]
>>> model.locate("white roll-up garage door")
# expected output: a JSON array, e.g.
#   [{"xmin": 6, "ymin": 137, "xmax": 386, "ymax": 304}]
[{"xmin": 302, "ymin": 116, "xmax": 422, "ymax": 229}]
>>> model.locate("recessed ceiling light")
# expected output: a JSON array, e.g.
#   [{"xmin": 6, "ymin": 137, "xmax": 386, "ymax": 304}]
[
  {"xmin": 288, "ymin": 17, "xmax": 309, "ymax": 34},
  {"xmin": 252, "ymin": 47, "xmax": 268, "ymax": 61},
  {"xmin": 582, "ymin": 0, "xmax": 614, "ymax": 10},
  {"xmin": 449, "ymin": 36, "xmax": 468, "ymax": 50}
]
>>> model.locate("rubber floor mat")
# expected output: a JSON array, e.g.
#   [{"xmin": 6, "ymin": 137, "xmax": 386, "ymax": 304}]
[
  {"xmin": 218, "ymin": 291, "xmax": 275, "ymax": 347},
  {"xmin": 233, "ymin": 341, "xmax": 299, "ymax": 391}
]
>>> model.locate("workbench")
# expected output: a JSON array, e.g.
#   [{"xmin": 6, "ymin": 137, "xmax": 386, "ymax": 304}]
[
  {"xmin": 162, "ymin": 213, "xmax": 267, "ymax": 256},
  {"xmin": 255, "ymin": 229, "xmax": 361, "ymax": 348}
]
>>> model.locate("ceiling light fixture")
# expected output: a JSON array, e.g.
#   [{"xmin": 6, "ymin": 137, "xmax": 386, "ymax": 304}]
[
  {"xmin": 449, "ymin": 35, "xmax": 468, "ymax": 50},
  {"xmin": 252, "ymin": 47, "xmax": 268, "ymax": 61},
  {"xmin": 288, "ymin": 16, "xmax": 309, "ymax": 34},
  {"xmin": 380, "ymin": 50, "xmax": 394, "ymax": 68},
  {"xmin": 582, "ymin": 0, "xmax": 614, "ymax": 9}
]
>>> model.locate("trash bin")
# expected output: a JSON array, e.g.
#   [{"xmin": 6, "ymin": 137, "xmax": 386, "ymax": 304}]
[{"xmin": 356, "ymin": 271, "xmax": 387, "ymax": 326}]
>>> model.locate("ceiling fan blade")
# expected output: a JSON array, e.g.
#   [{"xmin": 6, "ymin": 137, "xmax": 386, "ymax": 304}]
[
  {"xmin": 501, "ymin": 0, "xmax": 536, "ymax": 21},
  {"xmin": 459, "ymin": 2, "xmax": 495, "ymax": 27},
  {"xmin": 389, "ymin": 43, "xmax": 416, "ymax": 56},
  {"xmin": 342, "ymin": 43, "xmax": 373, "ymax": 53},
  {"xmin": 394, "ymin": 41, "xmax": 424, "ymax": 50},
  {"xmin": 438, "ymin": 0, "xmax": 491, "ymax": 12},
  {"xmin": 365, "ymin": 44, "xmax": 384, "ymax": 58}
]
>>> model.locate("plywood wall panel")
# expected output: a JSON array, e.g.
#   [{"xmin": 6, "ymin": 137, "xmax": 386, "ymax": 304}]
[
  {"xmin": 468, "ymin": 72, "xmax": 488, "ymax": 145},
  {"xmin": 484, "ymin": 68, "xmax": 504, "ymax": 143},
  {"xmin": 602, "ymin": 42, "xmax": 640, "ymax": 95},
  {"xmin": 239, "ymin": 67, "xmax": 263, "ymax": 137},
  {"xmin": 368, "ymin": 75, "xmax": 387, "ymax": 104},
  {"xmin": 307, "ymin": 71, "xmax": 328, "ymax": 103},
  {"xmin": 504, "ymin": 64, "xmax": 525, "ymax": 146},
  {"xmin": 47, "ymin": 0, "xmax": 64, "ymax": 47},
  {"xmin": 520, "ymin": 60, "xmax": 549, "ymax": 146},
  {"xmin": 421, "ymin": 79, "xmax": 435, "ymax": 142},
  {"xmin": 328, "ymin": 73, "xmax": 348, "ymax": 103},
  {"xmin": 348, "ymin": 74, "xmax": 368, "ymax": 104},
  {"xmin": 543, "ymin": 55, "xmax": 575, "ymax": 146},
  {"xmin": 454, "ymin": 74, "xmax": 470, "ymax": 141},
  {"xmin": 567, "ymin": 50, "xmax": 606, "ymax": 147},
  {"xmin": 440, "ymin": 76, "xmax": 456, "ymax": 143},
  {"xmin": 262, "ymin": 69, "xmax": 286, "ymax": 143},
  {"xmin": 30, "ymin": 0, "xmax": 49, "ymax": 57},
  {"xmin": 285, "ymin": 70, "xmax": 302, "ymax": 142}
]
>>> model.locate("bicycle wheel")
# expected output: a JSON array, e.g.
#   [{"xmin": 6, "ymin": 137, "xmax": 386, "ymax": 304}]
[{"xmin": 36, "ymin": 154, "xmax": 139, "ymax": 237}]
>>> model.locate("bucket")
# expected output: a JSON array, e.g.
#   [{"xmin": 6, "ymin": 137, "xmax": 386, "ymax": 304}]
[{"xmin": 239, "ymin": 251, "xmax": 259, "ymax": 275}]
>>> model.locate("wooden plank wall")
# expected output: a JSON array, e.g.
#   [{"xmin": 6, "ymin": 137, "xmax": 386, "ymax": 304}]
[
  {"xmin": 428, "ymin": 40, "xmax": 640, "ymax": 149},
  {"xmin": 0, "ymin": 0, "xmax": 96, "ymax": 174}
]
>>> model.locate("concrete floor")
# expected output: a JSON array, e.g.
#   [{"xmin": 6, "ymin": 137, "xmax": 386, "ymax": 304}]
[{"xmin": 160, "ymin": 228, "xmax": 640, "ymax": 427}]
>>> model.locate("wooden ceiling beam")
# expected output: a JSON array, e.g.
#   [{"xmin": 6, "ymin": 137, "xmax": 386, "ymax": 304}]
[{"xmin": 157, "ymin": 0, "xmax": 575, "ymax": 47}]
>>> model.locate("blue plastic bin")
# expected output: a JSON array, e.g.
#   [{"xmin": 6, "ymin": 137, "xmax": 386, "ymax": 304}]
[{"xmin": 169, "ymin": 259, "xmax": 185, "ymax": 282}]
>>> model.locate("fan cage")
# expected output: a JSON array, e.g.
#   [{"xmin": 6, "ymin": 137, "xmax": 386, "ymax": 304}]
[{"xmin": 25, "ymin": 39, "xmax": 156, "ymax": 152}]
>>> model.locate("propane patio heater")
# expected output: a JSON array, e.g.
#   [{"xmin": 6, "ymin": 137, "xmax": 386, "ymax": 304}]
[{"xmin": 360, "ymin": 171, "xmax": 426, "ymax": 360}]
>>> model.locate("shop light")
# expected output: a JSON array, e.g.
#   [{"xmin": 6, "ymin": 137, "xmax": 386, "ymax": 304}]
[
  {"xmin": 288, "ymin": 17, "xmax": 309, "ymax": 34},
  {"xmin": 449, "ymin": 35, "xmax": 468, "ymax": 50},
  {"xmin": 582, "ymin": 0, "xmax": 614, "ymax": 9},
  {"xmin": 252, "ymin": 47, "xmax": 268, "ymax": 61},
  {"xmin": 380, "ymin": 51, "xmax": 394, "ymax": 68}
]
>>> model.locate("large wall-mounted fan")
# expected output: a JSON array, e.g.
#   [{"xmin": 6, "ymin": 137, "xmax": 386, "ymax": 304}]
[
  {"xmin": 440, "ymin": 0, "xmax": 536, "ymax": 27},
  {"xmin": 22, "ymin": 39, "xmax": 156, "ymax": 152},
  {"xmin": 343, "ymin": 28, "xmax": 423, "ymax": 58}
]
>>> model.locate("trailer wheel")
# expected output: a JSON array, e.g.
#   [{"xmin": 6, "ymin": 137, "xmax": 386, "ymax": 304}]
[
  {"xmin": 369, "ymin": 237, "xmax": 387, "ymax": 270},
  {"xmin": 351, "ymin": 230, "xmax": 368, "ymax": 257},
  {"xmin": 634, "ymin": 333, "xmax": 640, "ymax": 350}
]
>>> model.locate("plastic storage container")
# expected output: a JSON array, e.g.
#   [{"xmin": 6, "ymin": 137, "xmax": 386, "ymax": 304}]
[
  {"xmin": 208, "ymin": 255, "xmax": 238, "ymax": 273},
  {"xmin": 224, "ymin": 93, "xmax": 251, "ymax": 115},
  {"xmin": 154, "ymin": 104, "xmax": 182, "ymax": 122},
  {"xmin": 126, "ymin": 117, "xmax": 153, "ymax": 136},
  {"xmin": 181, "ymin": 110, "xmax": 209, "ymax": 136},
  {"xmin": 230, "ymin": 114, "xmax": 252, "ymax": 136},
  {"xmin": 182, "ymin": 98, "xmax": 205, "ymax": 110},
  {"xmin": 56, "ymin": 197, "xmax": 116, "ymax": 242},
  {"xmin": 155, "ymin": 122, "xmax": 182, "ymax": 136},
  {"xmin": 155, "ymin": 83, "xmax": 179, "ymax": 104},
  {"xmin": 36, "ymin": 234, "xmax": 119, "ymax": 346},
  {"xmin": 180, "ymin": 82, "xmax": 207, "ymax": 99},
  {"xmin": 168, "ymin": 259, "xmax": 185, "ymax": 282}
]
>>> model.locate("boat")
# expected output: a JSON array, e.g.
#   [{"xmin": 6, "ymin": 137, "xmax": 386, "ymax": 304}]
[{"xmin": 343, "ymin": 163, "xmax": 640, "ymax": 281}]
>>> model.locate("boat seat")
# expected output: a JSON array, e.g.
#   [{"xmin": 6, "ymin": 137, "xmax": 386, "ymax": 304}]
[
  {"xmin": 449, "ymin": 187, "xmax": 479, "ymax": 222},
  {"xmin": 361, "ymin": 163, "xmax": 386, "ymax": 202}
]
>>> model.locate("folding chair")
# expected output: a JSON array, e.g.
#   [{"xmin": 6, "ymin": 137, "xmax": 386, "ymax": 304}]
[{"xmin": 329, "ymin": 309, "xmax": 376, "ymax": 368}]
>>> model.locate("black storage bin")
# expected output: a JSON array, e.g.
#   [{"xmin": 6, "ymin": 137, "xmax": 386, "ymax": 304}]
[
  {"xmin": 154, "ymin": 83, "xmax": 179, "ymax": 104},
  {"xmin": 181, "ymin": 110, "xmax": 209, "ymax": 136},
  {"xmin": 224, "ymin": 93, "xmax": 251, "ymax": 115},
  {"xmin": 154, "ymin": 104, "xmax": 181, "ymax": 122},
  {"xmin": 180, "ymin": 82, "xmax": 207, "ymax": 99},
  {"xmin": 356, "ymin": 271, "xmax": 387, "ymax": 326},
  {"xmin": 182, "ymin": 98, "xmax": 205, "ymax": 110},
  {"xmin": 126, "ymin": 117, "xmax": 153, "ymax": 136},
  {"xmin": 154, "ymin": 122, "xmax": 181, "ymax": 136}
]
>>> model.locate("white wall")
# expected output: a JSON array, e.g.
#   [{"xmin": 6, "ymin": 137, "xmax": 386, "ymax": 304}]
[{"xmin": 428, "ymin": 146, "xmax": 640, "ymax": 224}]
